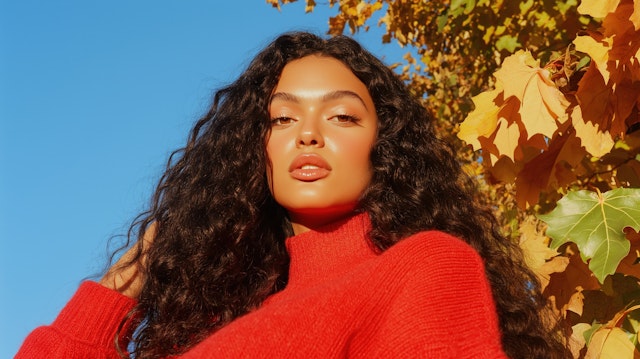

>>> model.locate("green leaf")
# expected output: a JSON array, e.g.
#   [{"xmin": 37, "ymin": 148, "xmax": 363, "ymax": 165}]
[
  {"xmin": 538, "ymin": 188, "xmax": 640, "ymax": 283},
  {"xmin": 584, "ymin": 321, "xmax": 603, "ymax": 345},
  {"xmin": 495, "ymin": 35, "xmax": 521, "ymax": 53},
  {"xmin": 436, "ymin": 14, "xmax": 448, "ymax": 32},
  {"xmin": 449, "ymin": 0, "xmax": 475, "ymax": 18},
  {"xmin": 520, "ymin": 0, "xmax": 534, "ymax": 13},
  {"xmin": 450, "ymin": 0, "xmax": 466, "ymax": 11}
]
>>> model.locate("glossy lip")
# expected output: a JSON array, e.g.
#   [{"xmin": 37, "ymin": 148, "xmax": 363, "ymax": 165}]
[{"xmin": 288, "ymin": 153, "xmax": 332, "ymax": 181}]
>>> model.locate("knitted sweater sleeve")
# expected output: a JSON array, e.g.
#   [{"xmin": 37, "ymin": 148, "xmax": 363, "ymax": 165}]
[
  {"xmin": 15, "ymin": 281, "xmax": 137, "ymax": 359},
  {"xmin": 356, "ymin": 231, "xmax": 508, "ymax": 359}
]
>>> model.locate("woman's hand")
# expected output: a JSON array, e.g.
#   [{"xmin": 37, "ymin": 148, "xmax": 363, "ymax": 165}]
[{"xmin": 99, "ymin": 222, "xmax": 156, "ymax": 298}]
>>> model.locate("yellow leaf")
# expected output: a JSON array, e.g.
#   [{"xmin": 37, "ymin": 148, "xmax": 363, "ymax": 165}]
[
  {"xmin": 539, "ymin": 256, "xmax": 571, "ymax": 292},
  {"xmin": 571, "ymin": 106, "xmax": 615, "ymax": 157},
  {"xmin": 570, "ymin": 323, "xmax": 591, "ymax": 358},
  {"xmin": 564, "ymin": 286, "xmax": 585, "ymax": 316},
  {"xmin": 585, "ymin": 327, "xmax": 636, "ymax": 359},
  {"xmin": 574, "ymin": 35, "xmax": 612, "ymax": 84},
  {"xmin": 519, "ymin": 217, "xmax": 569, "ymax": 291},
  {"xmin": 483, "ymin": 25, "xmax": 495, "ymax": 44},
  {"xmin": 519, "ymin": 218, "xmax": 550, "ymax": 268},
  {"xmin": 577, "ymin": 0, "xmax": 621, "ymax": 18},
  {"xmin": 631, "ymin": 1, "xmax": 640, "ymax": 29},
  {"xmin": 305, "ymin": 0, "xmax": 316, "ymax": 13},
  {"xmin": 494, "ymin": 50, "xmax": 539, "ymax": 100},
  {"xmin": 458, "ymin": 89, "xmax": 501, "ymax": 150},
  {"xmin": 493, "ymin": 117, "xmax": 521, "ymax": 160},
  {"xmin": 495, "ymin": 51, "xmax": 569, "ymax": 139},
  {"xmin": 537, "ymin": 69, "xmax": 570, "ymax": 121},
  {"xmin": 520, "ymin": 70, "xmax": 569, "ymax": 138}
]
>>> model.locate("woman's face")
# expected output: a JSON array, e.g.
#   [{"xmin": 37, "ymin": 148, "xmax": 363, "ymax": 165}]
[{"xmin": 266, "ymin": 55, "xmax": 378, "ymax": 233}]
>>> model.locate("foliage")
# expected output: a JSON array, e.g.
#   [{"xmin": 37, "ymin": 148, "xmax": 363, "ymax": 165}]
[
  {"xmin": 267, "ymin": 0, "xmax": 640, "ymax": 357},
  {"xmin": 538, "ymin": 188, "xmax": 640, "ymax": 283}
]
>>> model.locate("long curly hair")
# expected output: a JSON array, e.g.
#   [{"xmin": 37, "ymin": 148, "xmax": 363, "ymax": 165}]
[{"xmin": 115, "ymin": 32, "xmax": 569, "ymax": 359}]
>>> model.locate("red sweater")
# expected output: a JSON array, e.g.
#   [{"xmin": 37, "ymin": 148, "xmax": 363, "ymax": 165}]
[{"xmin": 17, "ymin": 214, "xmax": 507, "ymax": 358}]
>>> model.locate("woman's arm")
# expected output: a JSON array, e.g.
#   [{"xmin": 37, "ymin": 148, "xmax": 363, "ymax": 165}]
[
  {"xmin": 15, "ymin": 224, "xmax": 154, "ymax": 358},
  {"xmin": 14, "ymin": 282, "xmax": 137, "ymax": 359}
]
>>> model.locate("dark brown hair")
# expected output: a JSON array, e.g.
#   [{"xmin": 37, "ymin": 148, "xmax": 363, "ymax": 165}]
[{"xmin": 115, "ymin": 32, "xmax": 569, "ymax": 359}]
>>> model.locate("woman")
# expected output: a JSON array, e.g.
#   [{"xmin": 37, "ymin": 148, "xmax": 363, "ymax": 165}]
[{"xmin": 17, "ymin": 32, "xmax": 568, "ymax": 358}]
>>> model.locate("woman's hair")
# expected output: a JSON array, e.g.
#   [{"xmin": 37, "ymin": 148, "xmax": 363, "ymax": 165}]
[{"xmin": 115, "ymin": 32, "xmax": 569, "ymax": 358}]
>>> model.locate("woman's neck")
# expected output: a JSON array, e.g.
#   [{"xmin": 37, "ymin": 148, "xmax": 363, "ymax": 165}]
[{"xmin": 289, "ymin": 209, "xmax": 358, "ymax": 235}]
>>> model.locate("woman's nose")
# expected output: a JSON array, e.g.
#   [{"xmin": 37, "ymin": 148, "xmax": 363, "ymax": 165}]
[{"xmin": 296, "ymin": 119, "xmax": 324, "ymax": 147}]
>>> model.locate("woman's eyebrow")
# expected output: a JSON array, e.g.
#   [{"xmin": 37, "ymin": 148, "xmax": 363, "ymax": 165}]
[{"xmin": 270, "ymin": 90, "xmax": 370, "ymax": 111}]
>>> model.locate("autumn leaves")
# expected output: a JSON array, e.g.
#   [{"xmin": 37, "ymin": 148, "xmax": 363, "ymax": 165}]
[{"xmin": 458, "ymin": 0, "xmax": 640, "ymax": 208}]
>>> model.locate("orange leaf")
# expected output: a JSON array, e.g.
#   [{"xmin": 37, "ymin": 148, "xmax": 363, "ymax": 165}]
[
  {"xmin": 487, "ymin": 156, "xmax": 518, "ymax": 184},
  {"xmin": 612, "ymin": 79, "xmax": 640, "ymax": 136},
  {"xmin": 515, "ymin": 134, "xmax": 584, "ymax": 208},
  {"xmin": 577, "ymin": 0, "xmax": 621, "ymax": 18},
  {"xmin": 545, "ymin": 243, "xmax": 601, "ymax": 314},
  {"xmin": 616, "ymin": 228, "xmax": 640, "ymax": 277},
  {"xmin": 575, "ymin": 63, "xmax": 615, "ymax": 132}
]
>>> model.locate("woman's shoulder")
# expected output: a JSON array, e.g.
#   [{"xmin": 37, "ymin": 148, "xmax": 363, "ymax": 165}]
[
  {"xmin": 378, "ymin": 230, "xmax": 485, "ymax": 275},
  {"xmin": 389, "ymin": 230, "xmax": 480, "ymax": 257}
]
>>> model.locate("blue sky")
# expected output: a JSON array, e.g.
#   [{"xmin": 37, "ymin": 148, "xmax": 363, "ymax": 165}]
[{"xmin": 0, "ymin": 1, "xmax": 407, "ymax": 356}]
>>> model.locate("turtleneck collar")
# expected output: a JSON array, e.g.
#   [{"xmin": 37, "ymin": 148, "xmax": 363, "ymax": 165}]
[{"xmin": 284, "ymin": 212, "xmax": 377, "ymax": 290}]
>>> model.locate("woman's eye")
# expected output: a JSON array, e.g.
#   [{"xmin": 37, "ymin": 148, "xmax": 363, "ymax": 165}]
[
  {"xmin": 270, "ymin": 117, "xmax": 295, "ymax": 126},
  {"xmin": 330, "ymin": 114, "xmax": 359, "ymax": 124}
]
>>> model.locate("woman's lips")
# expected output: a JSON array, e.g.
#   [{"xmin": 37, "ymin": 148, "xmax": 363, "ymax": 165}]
[{"xmin": 289, "ymin": 153, "xmax": 331, "ymax": 181}]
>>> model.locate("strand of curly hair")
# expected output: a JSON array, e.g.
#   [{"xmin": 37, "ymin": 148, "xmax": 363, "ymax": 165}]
[{"xmin": 110, "ymin": 32, "xmax": 571, "ymax": 359}]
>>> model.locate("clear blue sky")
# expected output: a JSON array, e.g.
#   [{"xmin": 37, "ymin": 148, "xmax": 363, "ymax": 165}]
[{"xmin": 0, "ymin": 1, "xmax": 406, "ymax": 356}]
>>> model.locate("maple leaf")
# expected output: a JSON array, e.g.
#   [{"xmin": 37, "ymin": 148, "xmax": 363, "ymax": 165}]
[
  {"xmin": 574, "ymin": 35, "xmax": 612, "ymax": 84},
  {"xmin": 494, "ymin": 50, "xmax": 569, "ymax": 139},
  {"xmin": 570, "ymin": 323, "xmax": 591, "ymax": 358},
  {"xmin": 538, "ymin": 188, "xmax": 640, "ymax": 283},
  {"xmin": 631, "ymin": 0, "xmax": 640, "ymax": 30},
  {"xmin": 570, "ymin": 106, "xmax": 615, "ymax": 157},
  {"xmin": 544, "ymin": 243, "xmax": 601, "ymax": 314},
  {"xmin": 518, "ymin": 217, "xmax": 569, "ymax": 291},
  {"xmin": 577, "ymin": 0, "xmax": 621, "ymax": 19},
  {"xmin": 583, "ymin": 304, "xmax": 640, "ymax": 358},
  {"xmin": 575, "ymin": 63, "xmax": 615, "ymax": 132},
  {"xmin": 515, "ymin": 133, "xmax": 584, "ymax": 208},
  {"xmin": 492, "ymin": 118, "xmax": 521, "ymax": 161},
  {"xmin": 584, "ymin": 327, "xmax": 636, "ymax": 358},
  {"xmin": 458, "ymin": 89, "xmax": 501, "ymax": 150},
  {"xmin": 494, "ymin": 50, "xmax": 541, "ymax": 100},
  {"xmin": 487, "ymin": 156, "xmax": 518, "ymax": 183},
  {"xmin": 618, "ymin": 228, "xmax": 640, "ymax": 277},
  {"xmin": 612, "ymin": 79, "xmax": 640, "ymax": 136}
]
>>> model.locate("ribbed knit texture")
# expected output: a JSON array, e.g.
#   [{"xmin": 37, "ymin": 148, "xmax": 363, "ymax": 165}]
[
  {"xmin": 16, "ymin": 213, "xmax": 507, "ymax": 358},
  {"xmin": 16, "ymin": 281, "xmax": 136, "ymax": 359}
]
